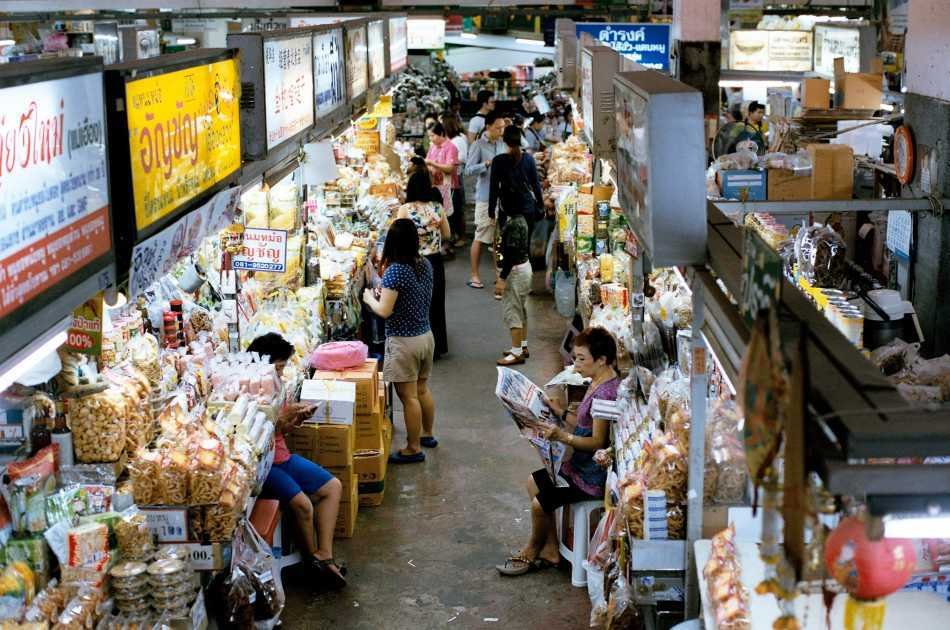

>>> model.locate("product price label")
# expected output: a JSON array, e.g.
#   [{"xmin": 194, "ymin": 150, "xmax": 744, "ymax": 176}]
[
  {"xmin": 67, "ymin": 293, "xmax": 104, "ymax": 355},
  {"xmin": 141, "ymin": 508, "xmax": 189, "ymax": 542}
]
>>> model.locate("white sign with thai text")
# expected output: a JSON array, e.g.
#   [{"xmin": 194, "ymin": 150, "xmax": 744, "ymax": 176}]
[
  {"xmin": 264, "ymin": 35, "xmax": 315, "ymax": 150},
  {"xmin": 232, "ymin": 228, "xmax": 288, "ymax": 272}
]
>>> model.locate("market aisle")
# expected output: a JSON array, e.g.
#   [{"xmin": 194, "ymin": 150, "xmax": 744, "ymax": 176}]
[{"xmin": 282, "ymin": 252, "xmax": 591, "ymax": 629}]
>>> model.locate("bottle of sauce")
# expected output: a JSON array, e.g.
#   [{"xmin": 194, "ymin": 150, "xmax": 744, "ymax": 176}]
[{"xmin": 51, "ymin": 402, "xmax": 74, "ymax": 467}]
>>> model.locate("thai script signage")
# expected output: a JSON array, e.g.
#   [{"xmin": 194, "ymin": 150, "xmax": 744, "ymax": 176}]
[
  {"xmin": 264, "ymin": 35, "xmax": 315, "ymax": 150},
  {"xmin": 575, "ymin": 23, "xmax": 671, "ymax": 72}
]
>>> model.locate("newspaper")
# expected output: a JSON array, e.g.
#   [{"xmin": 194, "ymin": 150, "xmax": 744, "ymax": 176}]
[{"xmin": 495, "ymin": 367, "xmax": 567, "ymax": 481}]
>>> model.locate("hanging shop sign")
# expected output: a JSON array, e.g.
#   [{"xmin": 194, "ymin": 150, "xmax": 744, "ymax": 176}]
[
  {"xmin": 814, "ymin": 25, "xmax": 861, "ymax": 75},
  {"xmin": 740, "ymin": 229, "xmax": 783, "ymax": 326},
  {"xmin": 66, "ymin": 293, "xmax": 105, "ymax": 355},
  {"xmin": 407, "ymin": 18, "xmax": 445, "ymax": 50},
  {"xmin": 345, "ymin": 24, "xmax": 368, "ymax": 100},
  {"xmin": 232, "ymin": 228, "xmax": 289, "ymax": 273},
  {"xmin": 574, "ymin": 23, "xmax": 671, "ymax": 73},
  {"xmin": 122, "ymin": 55, "xmax": 241, "ymax": 236},
  {"xmin": 314, "ymin": 28, "xmax": 347, "ymax": 116},
  {"xmin": 389, "ymin": 16, "xmax": 408, "ymax": 73},
  {"xmin": 129, "ymin": 187, "xmax": 241, "ymax": 297},
  {"xmin": 354, "ymin": 115, "xmax": 381, "ymax": 155},
  {"xmin": 263, "ymin": 35, "xmax": 315, "ymax": 151},
  {"xmin": 729, "ymin": 30, "xmax": 813, "ymax": 72},
  {"xmin": 368, "ymin": 20, "xmax": 386, "ymax": 86},
  {"xmin": 0, "ymin": 63, "xmax": 113, "ymax": 327}
]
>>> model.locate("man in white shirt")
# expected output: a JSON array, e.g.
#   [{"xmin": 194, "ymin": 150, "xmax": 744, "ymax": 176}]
[
  {"xmin": 464, "ymin": 111, "xmax": 506, "ymax": 289},
  {"xmin": 467, "ymin": 90, "xmax": 496, "ymax": 144}
]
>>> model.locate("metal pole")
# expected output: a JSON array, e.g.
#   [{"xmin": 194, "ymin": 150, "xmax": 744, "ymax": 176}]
[{"xmin": 684, "ymin": 268, "xmax": 707, "ymax": 618}]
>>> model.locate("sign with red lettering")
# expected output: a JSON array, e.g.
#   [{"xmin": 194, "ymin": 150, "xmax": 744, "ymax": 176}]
[
  {"xmin": 232, "ymin": 228, "xmax": 288, "ymax": 273},
  {"xmin": 0, "ymin": 71, "xmax": 112, "ymax": 321},
  {"xmin": 67, "ymin": 293, "xmax": 104, "ymax": 355}
]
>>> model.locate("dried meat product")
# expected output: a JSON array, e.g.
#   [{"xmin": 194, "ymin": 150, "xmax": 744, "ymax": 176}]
[{"xmin": 795, "ymin": 224, "xmax": 846, "ymax": 288}]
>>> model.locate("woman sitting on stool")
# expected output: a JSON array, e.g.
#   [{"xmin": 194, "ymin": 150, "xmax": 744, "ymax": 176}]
[{"xmin": 496, "ymin": 327, "xmax": 620, "ymax": 576}]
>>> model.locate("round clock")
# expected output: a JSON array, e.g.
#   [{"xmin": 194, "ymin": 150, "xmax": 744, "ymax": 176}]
[{"xmin": 893, "ymin": 125, "xmax": 915, "ymax": 185}]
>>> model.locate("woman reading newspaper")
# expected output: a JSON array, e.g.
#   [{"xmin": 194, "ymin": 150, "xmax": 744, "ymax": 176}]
[{"xmin": 496, "ymin": 327, "xmax": 620, "ymax": 576}]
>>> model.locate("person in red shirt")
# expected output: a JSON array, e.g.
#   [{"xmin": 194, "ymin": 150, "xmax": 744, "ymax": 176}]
[{"xmin": 248, "ymin": 333, "xmax": 347, "ymax": 589}]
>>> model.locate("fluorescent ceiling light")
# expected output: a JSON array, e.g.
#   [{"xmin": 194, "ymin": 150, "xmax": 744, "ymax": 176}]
[
  {"xmin": 516, "ymin": 38, "xmax": 545, "ymax": 47},
  {"xmin": 460, "ymin": 33, "xmax": 477, "ymax": 40},
  {"xmin": 884, "ymin": 515, "xmax": 950, "ymax": 539},
  {"xmin": 0, "ymin": 320, "xmax": 70, "ymax": 392},
  {"xmin": 177, "ymin": 37, "xmax": 197, "ymax": 46},
  {"xmin": 719, "ymin": 80, "xmax": 798, "ymax": 88}
]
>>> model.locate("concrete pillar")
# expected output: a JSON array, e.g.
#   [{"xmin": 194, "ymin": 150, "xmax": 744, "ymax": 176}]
[
  {"xmin": 673, "ymin": 0, "xmax": 721, "ymax": 116},
  {"xmin": 903, "ymin": 0, "xmax": 950, "ymax": 356}
]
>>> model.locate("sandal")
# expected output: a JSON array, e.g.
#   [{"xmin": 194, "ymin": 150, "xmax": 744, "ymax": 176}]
[
  {"xmin": 389, "ymin": 450, "xmax": 426, "ymax": 464},
  {"xmin": 495, "ymin": 555, "xmax": 536, "ymax": 577},
  {"xmin": 467, "ymin": 280, "xmax": 485, "ymax": 289},
  {"xmin": 497, "ymin": 353, "xmax": 526, "ymax": 366},
  {"xmin": 501, "ymin": 348, "xmax": 529, "ymax": 359},
  {"xmin": 310, "ymin": 558, "xmax": 347, "ymax": 590},
  {"xmin": 420, "ymin": 436, "xmax": 439, "ymax": 448}
]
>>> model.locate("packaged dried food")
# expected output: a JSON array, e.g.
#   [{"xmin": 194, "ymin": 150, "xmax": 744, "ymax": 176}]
[
  {"xmin": 66, "ymin": 522, "xmax": 109, "ymax": 567},
  {"xmin": 706, "ymin": 400, "xmax": 748, "ymax": 505},
  {"xmin": 158, "ymin": 449, "xmax": 189, "ymax": 506},
  {"xmin": 146, "ymin": 559, "xmax": 186, "ymax": 586},
  {"xmin": 4, "ymin": 445, "xmax": 57, "ymax": 535},
  {"xmin": 114, "ymin": 509, "xmax": 154, "ymax": 562},
  {"xmin": 128, "ymin": 451, "xmax": 161, "ymax": 507},
  {"xmin": 0, "ymin": 562, "xmax": 29, "ymax": 620},
  {"xmin": 23, "ymin": 579, "xmax": 67, "ymax": 624},
  {"xmin": 67, "ymin": 388, "xmax": 127, "ymax": 463},
  {"xmin": 109, "ymin": 562, "xmax": 149, "ymax": 591},
  {"xmin": 795, "ymin": 223, "xmax": 847, "ymax": 288}
]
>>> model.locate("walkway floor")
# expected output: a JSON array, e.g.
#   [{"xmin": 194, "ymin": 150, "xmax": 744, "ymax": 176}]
[{"xmin": 282, "ymin": 246, "xmax": 590, "ymax": 629}]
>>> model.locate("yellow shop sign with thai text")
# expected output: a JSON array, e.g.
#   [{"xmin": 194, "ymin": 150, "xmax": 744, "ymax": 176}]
[{"xmin": 126, "ymin": 58, "xmax": 241, "ymax": 232}]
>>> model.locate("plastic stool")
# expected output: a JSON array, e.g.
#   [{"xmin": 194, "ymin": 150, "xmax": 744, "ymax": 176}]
[{"xmin": 555, "ymin": 500, "xmax": 604, "ymax": 587}]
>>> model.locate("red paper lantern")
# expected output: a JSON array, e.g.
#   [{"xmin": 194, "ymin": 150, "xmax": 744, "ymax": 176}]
[{"xmin": 824, "ymin": 516, "xmax": 916, "ymax": 601}]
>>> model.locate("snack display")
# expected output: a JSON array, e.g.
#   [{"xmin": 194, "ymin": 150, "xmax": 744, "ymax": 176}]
[
  {"xmin": 703, "ymin": 526, "xmax": 750, "ymax": 630},
  {"xmin": 67, "ymin": 389, "xmax": 127, "ymax": 463},
  {"xmin": 114, "ymin": 510, "xmax": 154, "ymax": 562}
]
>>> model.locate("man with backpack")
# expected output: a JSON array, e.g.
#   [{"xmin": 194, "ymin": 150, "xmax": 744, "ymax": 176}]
[{"xmin": 467, "ymin": 89, "xmax": 496, "ymax": 143}]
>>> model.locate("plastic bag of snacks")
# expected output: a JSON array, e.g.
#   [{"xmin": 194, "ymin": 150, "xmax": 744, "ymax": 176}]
[
  {"xmin": 128, "ymin": 450, "xmax": 162, "ymax": 506},
  {"xmin": 706, "ymin": 400, "xmax": 748, "ymax": 505},
  {"xmin": 703, "ymin": 525, "xmax": 751, "ymax": 630},
  {"xmin": 23, "ymin": 578, "xmax": 69, "ymax": 625},
  {"xmin": 190, "ymin": 438, "xmax": 225, "ymax": 505},
  {"xmin": 114, "ymin": 508, "xmax": 154, "ymax": 562},
  {"xmin": 4, "ymin": 445, "xmax": 58, "ymax": 535},
  {"xmin": 67, "ymin": 387, "xmax": 127, "ymax": 463},
  {"xmin": 795, "ymin": 223, "xmax": 847, "ymax": 288},
  {"xmin": 158, "ymin": 448, "xmax": 189, "ymax": 505},
  {"xmin": 233, "ymin": 519, "xmax": 284, "ymax": 625}
]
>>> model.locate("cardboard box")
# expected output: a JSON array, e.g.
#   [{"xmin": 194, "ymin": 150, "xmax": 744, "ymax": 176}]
[
  {"xmin": 301, "ymin": 379, "xmax": 356, "ymax": 424},
  {"xmin": 323, "ymin": 467, "xmax": 357, "ymax": 498},
  {"xmin": 334, "ymin": 480, "xmax": 359, "ymax": 539},
  {"xmin": 358, "ymin": 479, "xmax": 385, "ymax": 507},
  {"xmin": 314, "ymin": 424, "xmax": 355, "ymax": 467},
  {"xmin": 833, "ymin": 57, "xmax": 882, "ymax": 110},
  {"xmin": 382, "ymin": 420, "xmax": 393, "ymax": 457},
  {"xmin": 310, "ymin": 360, "xmax": 378, "ymax": 415},
  {"xmin": 288, "ymin": 424, "xmax": 319, "ymax": 456},
  {"xmin": 800, "ymin": 78, "xmax": 830, "ymax": 110},
  {"xmin": 807, "ymin": 144, "xmax": 854, "ymax": 200},
  {"xmin": 353, "ymin": 430, "xmax": 386, "ymax": 483},
  {"xmin": 767, "ymin": 168, "xmax": 812, "ymax": 201},
  {"xmin": 354, "ymin": 406, "xmax": 383, "ymax": 450},
  {"xmin": 720, "ymin": 170, "xmax": 767, "ymax": 201}
]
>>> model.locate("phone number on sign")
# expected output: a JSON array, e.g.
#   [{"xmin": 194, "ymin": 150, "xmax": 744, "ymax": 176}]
[{"xmin": 232, "ymin": 261, "xmax": 285, "ymax": 272}]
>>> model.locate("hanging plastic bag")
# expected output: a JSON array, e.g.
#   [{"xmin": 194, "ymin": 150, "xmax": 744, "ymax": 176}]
[
  {"xmin": 232, "ymin": 518, "xmax": 285, "ymax": 629},
  {"xmin": 554, "ymin": 270, "xmax": 576, "ymax": 318},
  {"xmin": 530, "ymin": 217, "xmax": 555, "ymax": 269}
]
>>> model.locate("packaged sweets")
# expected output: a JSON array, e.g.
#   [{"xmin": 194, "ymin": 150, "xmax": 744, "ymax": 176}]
[
  {"xmin": 67, "ymin": 389, "xmax": 127, "ymax": 463},
  {"xmin": 114, "ymin": 509, "xmax": 154, "ymax": 562}
]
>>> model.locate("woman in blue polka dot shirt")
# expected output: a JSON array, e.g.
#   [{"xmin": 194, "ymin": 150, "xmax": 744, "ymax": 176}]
[{"xmin": 363, "ymin": 219, "xmax": 437, "ymax": 464}]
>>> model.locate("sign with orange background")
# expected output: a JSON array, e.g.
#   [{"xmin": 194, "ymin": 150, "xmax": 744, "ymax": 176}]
[{"xmin": 125, "ymin": 57, "xmax": 242, "ymax": 234}]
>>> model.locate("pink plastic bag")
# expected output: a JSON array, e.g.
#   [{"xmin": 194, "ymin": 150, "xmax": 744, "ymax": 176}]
[{"xmin": 309, "ymin": 341, "xmax": 368, "ymax": 371}]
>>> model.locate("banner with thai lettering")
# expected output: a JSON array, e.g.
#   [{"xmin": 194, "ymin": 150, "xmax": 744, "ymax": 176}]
[
  {"xmin": 126, "ymin": 57, "xmax": 241, "ymax": 234},
  {"xmin": 368, "ymin": 20, "xmax": 386, "ymax": 85},
  {"xmin": 264, "ymin": 35, "xmax": 315, "ymax": 150},
  {"xmin": 67, "ymin": 293, "xmax": 103, "ymax": 355},
  {"xmin": 0, "ymin": 71, "xmax": 112, "ymax": 321},
  {"xmin": 574, "ymin": 23, "xmax": 671, "ymax": 72},
  {"xmin": 129, "ymin": 186, "xmax": 240, "ymax": 297},
  {"xmin": 346, "ymin": 25, "xmax": 368, "ymax": 99},
  {"xmin": 314, "ymin": 29, "xmax": 347, "ymax": 116},
  {"xmin": 389, "ymin": 17, "xmax": 408, "ymax": 73}
]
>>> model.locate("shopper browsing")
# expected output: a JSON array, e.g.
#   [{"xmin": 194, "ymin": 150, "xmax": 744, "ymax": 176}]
[
  {"xmin": 467, "ymin": 89, "xmax": 496, "ymax": 143},
  {"xmin": 425, "ymin": 122, "xmax": 458, "ymax": 219},
  {"xmin": 464, "ymin": 111, "xmax": 507, "ymax": 290},
  {"xmin": 442, "ymin": 113, "xmax": 469, "ymax": 248},
  {"xmin": 247, "ymin": 333, "xmax": 347, "ymax": 590},
  {"xmin": 398, "ymin": 170, "xmax": 451, "ymax": 359},
  {"xmin": 363, "ymin": 219, "xmax": 437, "ymax": 464},
  {"xmin": 490, "ymin": 125, "xmax": 544, "ymax": 363},
  {"xmin": 496, "ymin": 327, "xmax": 620, "ymax": 576},
  {"xmin": 524, "ymin": 112, "xmax": 547, "ymax": 154}
]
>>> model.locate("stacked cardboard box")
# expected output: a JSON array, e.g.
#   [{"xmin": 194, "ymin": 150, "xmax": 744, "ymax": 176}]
[{"xmin": 355, "ymin": 382, "xmax": 390, "ymax": 507}]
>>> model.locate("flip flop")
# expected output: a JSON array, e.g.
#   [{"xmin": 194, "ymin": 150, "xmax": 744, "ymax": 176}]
[
  {"xmin": 420, "ymin": 436, "xmax": 439, "ymax": 448},
  {"xmin": 496, "ymin": 555, "xmax": 535, "ymax": 577},
  {"xmin": 309, "ymin": 558, "xmax": 347, "ymax": 590},
  {"xmin": 389, "ymin": 450, "xmax": 426, "ymax": 464},
  {"xmin": 467, "ymin": 280, "xmax": 485, "ymax": 289}
]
